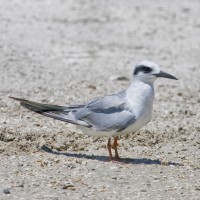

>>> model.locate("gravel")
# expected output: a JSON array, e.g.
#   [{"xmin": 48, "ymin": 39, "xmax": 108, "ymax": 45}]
[{"xmin": 0, "ymin": 0, "xmax": 200, "ymax": 199}]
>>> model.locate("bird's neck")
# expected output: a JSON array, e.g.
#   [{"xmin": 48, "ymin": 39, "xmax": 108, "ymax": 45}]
[
  {"xmin": 128, "ymin": 78, "xmax": 155, "ymax": 95},
  {"xmin": 126, "ymin": 79, "xmax": 155, "ymax": 116}
]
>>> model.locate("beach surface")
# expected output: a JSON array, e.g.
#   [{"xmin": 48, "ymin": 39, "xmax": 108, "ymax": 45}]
[{"xmin": 0, "ymin": 0, "xmax": 200, "ymax": 199}]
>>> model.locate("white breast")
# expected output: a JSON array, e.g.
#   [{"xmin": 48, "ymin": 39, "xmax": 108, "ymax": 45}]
[{"xmin": 120, "ymin": 80, "xmax": 155, "ymax": 135}]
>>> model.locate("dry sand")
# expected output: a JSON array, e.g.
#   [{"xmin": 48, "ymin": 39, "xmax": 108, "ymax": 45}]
[{"xmin": 0, "ymin": 0, "xmax": 200, "ymax": 199}]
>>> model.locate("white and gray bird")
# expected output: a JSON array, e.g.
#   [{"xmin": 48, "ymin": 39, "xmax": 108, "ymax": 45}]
[{"xmin": 10, "ymin": 61, "xmax": 178, "ymax": 160}]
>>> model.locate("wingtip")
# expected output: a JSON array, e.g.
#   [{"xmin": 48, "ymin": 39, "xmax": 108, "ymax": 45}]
[
  {"xmin": 9, "ymin": 96, "xmax": 23, "ymax": 101},
  {"xmin": 9, "ymin": 96, "xmax": 16, "ymax": 100}
]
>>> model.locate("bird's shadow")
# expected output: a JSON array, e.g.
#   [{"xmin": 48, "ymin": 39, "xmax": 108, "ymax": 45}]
[{"xmin": 41, "ymin": 145, "xmax": 182, "ymax": 166}]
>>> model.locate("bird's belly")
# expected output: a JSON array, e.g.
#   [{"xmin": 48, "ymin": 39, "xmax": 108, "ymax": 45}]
[
  {"xmin": 76, "ymin": 125, "xmax": 116, "ymax": 138},
  {"xmin": 76, "ymin": 112, "xmax": 151, "ymax": 138},
  {"xmin": 123, "ymin": 116, "xmax": 151, "ymax": 135},
  {"xmin": 118, "ymin": 109, "xmax": 152, "ymax": 136}
]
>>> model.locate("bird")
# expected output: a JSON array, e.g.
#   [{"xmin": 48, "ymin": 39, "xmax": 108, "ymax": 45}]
[{"xmin": 10, "ymin": 61, "xmax": 178, "ymax": 161}]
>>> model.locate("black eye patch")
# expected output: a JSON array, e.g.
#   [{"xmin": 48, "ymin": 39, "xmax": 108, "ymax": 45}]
[{"xmin": 133, "ymin": 65, "xmax": 152, "ymax": 75}]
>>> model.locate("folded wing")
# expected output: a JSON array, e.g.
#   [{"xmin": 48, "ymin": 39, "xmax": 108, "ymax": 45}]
[
  {"xmin": 73, "ymin": 91, "xmax": 136, "ymax": 131},
  {"xmin": 10, "ymin": 91, "xmax": 136, "ymax": 132}
]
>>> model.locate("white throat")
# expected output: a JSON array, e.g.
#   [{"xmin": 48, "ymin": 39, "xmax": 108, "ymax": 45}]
[{"xmin": 126, "ymin": 78, "xmax": 155, "ymax": 118}]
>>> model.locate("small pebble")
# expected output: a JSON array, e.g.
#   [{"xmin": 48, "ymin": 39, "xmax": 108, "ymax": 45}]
[
  {"xmin": 3, "ymin": 188, "xmax": 11, "ymax": 194},
  {"xmin": 87, "ymin": 84, "xmax": 96, "ymax": 90},
  {"xmin": 62, "ymin": 182, "xmax": 76, "ymax": 190},
  {"xmin": 109, "ymin": 75, "xmax": 129, "ymax": 81},
  {"xmin": 195, "ymin": 186, "xmax": 200, "ymax": 191},
  {"xmin": 161, "ymin": 161, "xmax": 169, "ymax": 166}
]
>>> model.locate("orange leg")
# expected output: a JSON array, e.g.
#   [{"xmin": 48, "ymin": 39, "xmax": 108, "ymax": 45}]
[
  {"xmin": 113, "ymin": 136, "xmax": 120, "ymax": 160},
  {"xmin": 107, "ymin": 138, "xmax": 113, "ymax": 160}
]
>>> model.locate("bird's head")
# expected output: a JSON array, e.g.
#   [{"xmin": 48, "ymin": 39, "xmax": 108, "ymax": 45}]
[{"xmin": 133, "ymin": 61, "xmax": 178, "ymax": 84}]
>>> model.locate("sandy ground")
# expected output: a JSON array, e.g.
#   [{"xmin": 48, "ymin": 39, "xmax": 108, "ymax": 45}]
[{"xmin": 0, "ymin": 0, "xmax": 200, "ymax": 199}]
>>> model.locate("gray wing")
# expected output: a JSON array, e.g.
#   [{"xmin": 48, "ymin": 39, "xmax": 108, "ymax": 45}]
[
  {"xmin": 10, "ymin": 90, "xmax": 136, "ymax": 132},
  {"xmin": 73, "ymin": 91, "xmax": 136, "ymax": 131}
]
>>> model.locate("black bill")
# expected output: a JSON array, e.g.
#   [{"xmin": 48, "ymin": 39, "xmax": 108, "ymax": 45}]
[{"xmin": 155, "ymin": 70, "xmax": 178, "ymax": 80}]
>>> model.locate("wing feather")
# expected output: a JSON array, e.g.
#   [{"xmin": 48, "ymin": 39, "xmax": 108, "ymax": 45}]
[
  {"xmin": 73, "ymin": 91, "xmax": 136, "ymax": 131},
  {"xmin": 10, "ymin": 97, "xmax": 90, "ymax": 127}
]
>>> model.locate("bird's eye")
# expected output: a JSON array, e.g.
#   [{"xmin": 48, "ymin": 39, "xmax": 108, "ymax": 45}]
[{"xmin": 134, "ymin": 65, "xmax": 152, "ymax": 75}]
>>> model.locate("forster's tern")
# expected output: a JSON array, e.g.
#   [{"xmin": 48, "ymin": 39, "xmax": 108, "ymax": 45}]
[{"xmin": 10, "ymin": 61, "xmax": 178, "ymax": 160}]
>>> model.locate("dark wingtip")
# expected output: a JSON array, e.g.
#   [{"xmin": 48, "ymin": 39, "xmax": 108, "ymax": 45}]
[
  {"xmin": 175, "ymin": 76, "xmax": 179, "ymax": 80},
  {"xmin": 9, "ymin": 96, "xmax": 23, "ymax": 101}
]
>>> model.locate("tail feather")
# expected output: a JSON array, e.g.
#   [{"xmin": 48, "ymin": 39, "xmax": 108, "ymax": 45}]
[
  {"xmin": 9, "ymin": 96, "xmax": 90, "ymax": 128},
  {"xmin": 9, "ymin": 96, "xmax": 66, "ymax": 113}
]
